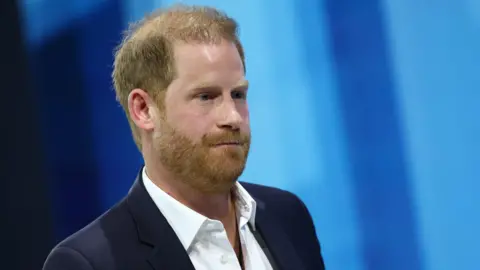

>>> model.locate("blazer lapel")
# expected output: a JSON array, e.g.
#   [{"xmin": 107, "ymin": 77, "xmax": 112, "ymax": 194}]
[
  {"xmin": 146, "ymin": 244, "xmax": 194, "ymax": 270},
  {"xmin": 126, "ymin": 170, "xmax": 195, "ymax": 270},
  {"xmin": 254, "ymin": 200, "xmax": 306, "ymax": 270}
]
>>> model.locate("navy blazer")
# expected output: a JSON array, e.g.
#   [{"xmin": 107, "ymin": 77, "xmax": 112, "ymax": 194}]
[{"xmin": 43, "ymin": 170, "xmax": 326, "ymax": 270}]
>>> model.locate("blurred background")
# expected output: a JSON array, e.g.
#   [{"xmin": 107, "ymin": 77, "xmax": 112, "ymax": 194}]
[{"xmin": 2, "ymin": 0, "xmax": 479, "ymax": 269}]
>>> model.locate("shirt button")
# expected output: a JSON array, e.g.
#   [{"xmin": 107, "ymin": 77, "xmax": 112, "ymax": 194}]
[{"xmin": 220, "ymin": 254, "xmax": 229, "ymax": 264}]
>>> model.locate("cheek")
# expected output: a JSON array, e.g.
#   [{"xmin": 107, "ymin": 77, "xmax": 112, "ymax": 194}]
[
  {"xmin": 238, "ymin": 104, "xmax": 250, "ymax": 125},
  {"xmin": 186, "ymin": 121, "xmax": 209, "ymax": 138},
  {"xmin": 169, "ymin": 115, "xmax": 211, "ymax": 141}
]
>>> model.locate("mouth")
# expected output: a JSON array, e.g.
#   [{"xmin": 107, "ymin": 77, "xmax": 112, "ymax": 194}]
[{"xmin": 213, "ymin": 141, "xmax": 242, "ymax": 147}]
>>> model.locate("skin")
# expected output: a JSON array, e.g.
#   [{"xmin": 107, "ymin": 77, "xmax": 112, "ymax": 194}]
[{"xmin": 127, "ymin": 39, "xmax": 250, "ymax": 258}]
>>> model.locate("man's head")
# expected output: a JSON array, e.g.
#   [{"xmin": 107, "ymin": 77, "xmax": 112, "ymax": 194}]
[{"xmin": 112, "ymin": 5, "xmax": 250, "ymax": 193}]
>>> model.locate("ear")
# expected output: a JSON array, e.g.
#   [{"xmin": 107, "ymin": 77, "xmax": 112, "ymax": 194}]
[{"xmin": 127, "ymin": 89, "xmax": 157, "ymax": 132}]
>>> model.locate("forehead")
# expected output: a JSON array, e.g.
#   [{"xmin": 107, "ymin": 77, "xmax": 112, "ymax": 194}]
[{"xmin": 172, "ymin": 41, "xmax": 245, "ymax": 84}]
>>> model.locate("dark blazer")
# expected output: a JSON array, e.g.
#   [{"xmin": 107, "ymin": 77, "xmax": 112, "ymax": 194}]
[{"xmin": 43, "ymin": 170, "xmax": 326, "ymax": 270}]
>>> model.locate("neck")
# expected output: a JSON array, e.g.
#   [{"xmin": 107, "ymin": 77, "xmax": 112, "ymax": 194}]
[{"xmin": 143, "ymin": 157, "xmax": 235, "ymax": 221}]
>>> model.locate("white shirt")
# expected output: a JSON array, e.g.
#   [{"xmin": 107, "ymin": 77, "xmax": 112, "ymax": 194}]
[{"xmin": 143, "ymin": 168, "xmax": 273, "ymax": 270}]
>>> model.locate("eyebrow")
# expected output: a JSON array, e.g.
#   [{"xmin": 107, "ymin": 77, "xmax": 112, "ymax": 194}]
[
  {"xmin": 191, "ymin": 80, "xmax": 249, "ymax": 92},
  {"xmin": 233, "ymin": 80, "xmax": 249, "ymax": 89}
]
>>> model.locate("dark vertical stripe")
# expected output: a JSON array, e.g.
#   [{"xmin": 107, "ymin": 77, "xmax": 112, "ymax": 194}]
[
  {"xmin": 28, "ymin": 25, "xmax": 103, "ymax": 242},
  {"xmin": 322, "ymin": 1, "xmax": 423, "ymax": 269},
  {"xmin": 0, "ymin": 0, "xmax": 54, "ymax": 269}
]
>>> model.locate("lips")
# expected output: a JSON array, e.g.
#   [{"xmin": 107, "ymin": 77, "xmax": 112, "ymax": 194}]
[{"xmin": 214, "ymin": 141, "xmax": 242, "ymax": 146}]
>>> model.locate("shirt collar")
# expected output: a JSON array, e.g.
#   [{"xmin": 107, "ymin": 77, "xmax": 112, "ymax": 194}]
[
  {"xmin": 234, "ymin": 180, "xmax": 257, "ymax": 230},
  {"xmin": 142, "ymin": 167, "xmax": 257, "ymax": 250}
]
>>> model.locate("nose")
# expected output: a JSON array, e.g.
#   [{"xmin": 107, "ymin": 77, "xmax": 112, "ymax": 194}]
[{"xmin": 216, "ymin": 101, "xmax": 242, "ymax": 130}]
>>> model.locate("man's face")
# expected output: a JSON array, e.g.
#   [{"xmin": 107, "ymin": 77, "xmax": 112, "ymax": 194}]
[{"xmin": 153, "ymin": 40, "xmax": 250, "ymax": 194}]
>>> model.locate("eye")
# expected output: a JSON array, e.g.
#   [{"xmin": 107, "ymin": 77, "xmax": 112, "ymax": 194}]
[
  {"xmin": 197, "ymin": 93, "xmax": 214, "ymax": 101},
  {"xmin": 231, "ymin": 90, "xmax": 247, "ymax": 100}
]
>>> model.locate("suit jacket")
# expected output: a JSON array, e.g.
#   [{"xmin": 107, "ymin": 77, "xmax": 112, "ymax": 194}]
[{"xmin": 43, "ymin": 170, "xmax": 326, "ymax": 270}]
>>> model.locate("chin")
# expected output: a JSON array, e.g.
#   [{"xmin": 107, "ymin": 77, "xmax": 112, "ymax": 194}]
[
  {"xmin": 200, "ymin": 165, "xmax": 245, "ymax": 193},
  {"xmin": 206, "ymin": 180, "xmax": 238, "ymax": 194}
]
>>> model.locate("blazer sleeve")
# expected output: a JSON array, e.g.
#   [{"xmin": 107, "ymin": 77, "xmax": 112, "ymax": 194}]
[
  {"xmin": 292, "ymin": 194, "xmax": 326, "ymax": 269},
  {"xmin": 43, "ymin": 246, "xmax": 95, "ymax": 270}
]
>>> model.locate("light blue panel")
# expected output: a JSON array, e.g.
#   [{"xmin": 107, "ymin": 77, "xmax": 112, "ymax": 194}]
[
  {"xmin": 288, "ymin": 0, "xmax": 366, "ymax": 268},
  {"xmin": 383, "ymin": 1, "xmax": 480, "ymax": 270}
]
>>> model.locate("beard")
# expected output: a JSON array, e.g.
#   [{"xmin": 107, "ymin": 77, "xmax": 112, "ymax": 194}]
[{"xmin": 152, "ymin": 117, "xmax": 250, "ymax": 194}]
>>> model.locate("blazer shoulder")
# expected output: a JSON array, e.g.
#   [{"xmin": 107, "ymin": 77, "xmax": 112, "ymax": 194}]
[
  {"xmin": 43, "ymin": 246, "xmax": 95, "ymax": 270},
  {"xmin": 45, "ymin": 199, "xmax": 135, "ymax": 269}
]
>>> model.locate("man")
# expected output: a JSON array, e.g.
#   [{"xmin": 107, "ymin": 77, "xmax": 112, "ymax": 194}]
[{"xmin": 43, "ymin": 4, "xmax": 325, "ymax": 270}]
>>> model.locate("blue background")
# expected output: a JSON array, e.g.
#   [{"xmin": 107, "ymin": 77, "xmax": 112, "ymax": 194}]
[{"xmin": 19, "ymin": 0, "xmax": 480, "ymax": 269}]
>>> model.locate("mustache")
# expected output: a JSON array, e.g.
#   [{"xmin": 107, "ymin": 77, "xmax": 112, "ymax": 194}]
[{"xmin": 202, "ymin": 131, "xmax": 250, "ymax": 146}]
